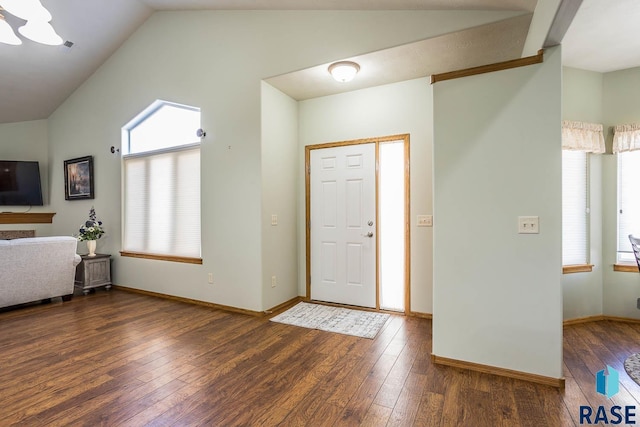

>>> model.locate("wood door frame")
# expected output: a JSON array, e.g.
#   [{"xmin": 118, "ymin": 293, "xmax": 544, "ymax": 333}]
[{"xmin": 305, "ymin": 134, "xmax": 411, "ymax": 314}]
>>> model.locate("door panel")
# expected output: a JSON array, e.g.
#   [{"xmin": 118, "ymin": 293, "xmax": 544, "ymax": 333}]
[
  {"xmin": 346, "ymin": 243, "xmax": 363, "ymax": 285},
  {"xmin": 321, "ymin": 181, "xmax": 337, "ymax": 227},
  {"xmin": 310, "ymin": 143, "xmax": 376, "ymax": 308},
  {"xmin": 346, "ymin": 179, "xmax": 363, "ymax": 228},
  {"xmin": 321, "ymin": 242, "xmax": 337, "ymax": 283}
]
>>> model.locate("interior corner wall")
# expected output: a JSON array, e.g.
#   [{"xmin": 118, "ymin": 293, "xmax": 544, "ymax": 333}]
[
  {"xmin": 432, "ymin": 46, "xmax": 563, "ymax": 379},
  {"xmin": 602, "ymin": 67, "xmax": 640, "ymax": 319},
  {"xmin": 561, "ymin": 67, "xmax": 604, "ymax": 320},
  {"xmin": 0, "ymin": 119, "xmax": 53, "ymax": 236},
  {"xmin": 298, "ymin": 77, "xmax": 434, "ymax": 314},
  {"xmin": 261, "ymin": 82, "xmax": 299, "ymax": 310}
]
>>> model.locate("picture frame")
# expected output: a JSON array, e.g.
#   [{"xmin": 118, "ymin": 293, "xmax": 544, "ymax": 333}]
[{"xmin": 64, "ymin": 156, "xmax": 94, "ymax": 200}]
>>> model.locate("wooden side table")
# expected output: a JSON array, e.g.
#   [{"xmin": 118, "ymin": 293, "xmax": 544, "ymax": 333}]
[{"xmin": 75, "ymin": 253, "xmax": 112, "ymax": 295}]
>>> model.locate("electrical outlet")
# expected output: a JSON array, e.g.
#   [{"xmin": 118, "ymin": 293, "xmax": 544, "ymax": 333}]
[
  {"xmin": 518, "ymin": 216, "xmax": 539, "ymax": 234},
  {"xmin": 208, "ymin": 273, "xmax": 213, "ymax": 284},
  {"xmin": 271, "ymin": 275, "xmax": 277, "ymax": 288}
]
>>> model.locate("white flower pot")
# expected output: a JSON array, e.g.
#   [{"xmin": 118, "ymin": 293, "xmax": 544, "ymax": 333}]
[{"xmin": 86, "ymin": 240, "xmax": 96, "ymax": 257}]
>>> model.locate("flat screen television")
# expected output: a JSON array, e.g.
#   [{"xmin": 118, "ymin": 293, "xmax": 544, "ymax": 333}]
[{"xmin": 0, "ymin": 161, "xmax": 44, "ymax": 206}]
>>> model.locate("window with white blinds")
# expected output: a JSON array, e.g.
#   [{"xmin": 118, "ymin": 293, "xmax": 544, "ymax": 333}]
[
  {"xmin": 122, "ymin": 100, "xmax": 201, "ymax": 260},
  {"xmin": 617, "ymin": 150, "xmax": 640, "ymax": 262},
  {"xmin": 562, "ymin": 150, "xmax": 588, "ymax": 265}
]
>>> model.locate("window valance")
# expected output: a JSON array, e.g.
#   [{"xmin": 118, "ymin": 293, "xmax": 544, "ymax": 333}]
[
  {"xmin": 562, "ymin": 120, "xmax": 605, "ymax": 153},
  {"xmin": 613, "ymin": 123, "xmax": 640, "ymax": 153}
]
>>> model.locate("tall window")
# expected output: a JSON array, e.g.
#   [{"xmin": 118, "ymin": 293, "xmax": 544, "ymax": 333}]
[
  {"xmin": 122, "ymin": 100, "xmax": 202, "ymax": 262},
  {"xmin": 613, "ymin": 123, "xmax": 640, "ymax": 263},
  {"xmin": 617, "ymin": 150, "xmax": 640, "ymax": 262},
  {"xmin": 561, "ymin": 120, "xmax": 605, "ymax": 268},
  {"xmin": 562, "ymin": 150, "xmax": 588, "ymax": 265}
]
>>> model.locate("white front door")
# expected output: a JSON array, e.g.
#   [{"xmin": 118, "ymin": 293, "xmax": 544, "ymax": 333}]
[{"xmin": 310, "ymin": 143, "xmax": 376, "ymax": 308}]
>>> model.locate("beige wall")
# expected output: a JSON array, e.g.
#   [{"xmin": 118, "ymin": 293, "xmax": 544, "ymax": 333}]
[
  {"xmin": 46, "ymin": 10, "xmax": 517, "ymax": 311},
  {"xmin": 298, "ymin": 78, "xmax": 434, "ymax": 314},
  {"xmin": 602, "ymin": 67, "xmax": 640, "ymax": 318},
  {"xmin": 432, "ymin": 46, "xmax": 563, "ymax": 379},
  {"xmin": 0, "ymin": 119, "xmax": 54, "ymax": 236},
  {"xmin": 261, "ymin": 82, "xmax": 299, "ymax": 310},
  {"xmin": 560, "ymin": 65, "xmax": 640, "ymax": 320},
  {"xmin": 561, "ymin": 67, "xmax": 604, "ymax": 320}
]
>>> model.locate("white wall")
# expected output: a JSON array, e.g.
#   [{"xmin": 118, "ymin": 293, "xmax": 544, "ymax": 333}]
[
  {"xmin": 0, "ymin": 119, "xmax": 54, "ymax": 236},
  {"xmin": 298, "ymin": 78, "xmax": 433, "ymax": 314},
  {"xmin": 46, "ymin": 10, "xmax": 514, "ymax": 311},
  {"xmin": 602, "ymin": 67, "xmax": 640, "ymax": 319},
  {"xmin": 561, "ymin": 67, "xmax": 604, "ymax": 320},
  {"xmin": 432, "ymin": 46, "xmax": 563, "ymax": 379},
  {"xmin": 261, "ymin": 82, "xmax": 299, "ymax": 310}
]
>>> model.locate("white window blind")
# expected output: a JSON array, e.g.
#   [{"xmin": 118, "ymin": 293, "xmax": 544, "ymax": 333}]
[
  {"xmin": 618, "ymin": 150, "xmax": 640, "ymax": 262},
  {"xmin": 562, "ymin": 150, "xmax": 588, "ymax": 265},
  {"xmin": 123, "ymin": 146, "xmax": 201, "ymax": 258},
  {"xmin": 122, "ymin": 100, "xmax": 202, "ymax": 260}
]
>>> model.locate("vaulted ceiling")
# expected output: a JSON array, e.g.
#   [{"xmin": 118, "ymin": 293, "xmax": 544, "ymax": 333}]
[{"xmin": 0, "ymin": 0, "xmax": 633, "ymax": 124}]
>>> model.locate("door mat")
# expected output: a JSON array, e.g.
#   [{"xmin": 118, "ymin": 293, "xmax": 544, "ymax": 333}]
[{"xmin": 270, "ymin": 302, "xmax": 390, "ymax": 339}]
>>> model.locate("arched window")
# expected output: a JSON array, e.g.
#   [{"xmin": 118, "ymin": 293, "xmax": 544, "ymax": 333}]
[{"xmin": 121, "ymin": 100, "xmax": 202, "ymax": 262}]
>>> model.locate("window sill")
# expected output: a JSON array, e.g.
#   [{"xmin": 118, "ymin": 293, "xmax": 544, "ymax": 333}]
[
  {"xmin": 613, "ymin": 263, "xmax": 639, "ymax": 273},
  {"xmin": 120, "ymin": 251, "xmax": 203, "ymax": 265},
  {"xmin": 563, "ymin": 264, "xmax": 594, "ymax": 274}
]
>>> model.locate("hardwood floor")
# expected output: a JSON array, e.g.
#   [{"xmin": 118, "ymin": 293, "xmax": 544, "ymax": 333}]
[{"xmin": 1, "ymin": 290, "xmax": 640, "ymax": 426}]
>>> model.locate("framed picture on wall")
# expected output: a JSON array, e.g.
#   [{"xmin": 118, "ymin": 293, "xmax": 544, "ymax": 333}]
[{"xmin": 64, "ymin": 156, "xmax": 94, "ymax": 200}]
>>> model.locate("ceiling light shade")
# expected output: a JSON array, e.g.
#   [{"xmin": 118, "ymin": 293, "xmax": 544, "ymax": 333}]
[
  {"xmin": 18, "ymin": 21, "xmax": 62, "ymax": 45},
  {"xmin": 0, "ymin": 14, "xmax": 20, "ymax": 45},
  {"xmin": 0, "ymin": 0, "xmax": 51, "ymax": 21},
  {"xmin": 328, "ymin": 61, "xmax": 360, "ymax": 83}
]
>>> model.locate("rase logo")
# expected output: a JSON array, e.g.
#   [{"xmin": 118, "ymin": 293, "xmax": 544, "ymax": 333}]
[
  {"xmin": 596, "ymin": 365, "xmax": 620, "ymax": 398},
  {"xmin": 579, "ymin": 365, "xmax": 636, "ymax": 425}
]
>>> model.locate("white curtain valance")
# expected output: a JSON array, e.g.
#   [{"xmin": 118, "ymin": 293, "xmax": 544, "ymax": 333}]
[
  {"xmin": 562, "ymin": 120, "xmax": 605, "ymax": 153},
  {"xmin": 613, "ymin": 123, "xmax": 640, "ymax": 153}
]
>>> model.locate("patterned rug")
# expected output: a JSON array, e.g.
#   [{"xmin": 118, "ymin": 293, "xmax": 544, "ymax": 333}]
[
  {"xmin": 624, "ymin": 353, "xmax": 640, "ymax": 385},
  {"xmin": 270, "ymin": 302, "xmax": 390, "ymax": 339}
]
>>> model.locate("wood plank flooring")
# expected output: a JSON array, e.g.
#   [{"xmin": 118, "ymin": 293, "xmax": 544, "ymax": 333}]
[{"xmin": 1, "ymin": 290, "xmax": 640, "ymax": 426}]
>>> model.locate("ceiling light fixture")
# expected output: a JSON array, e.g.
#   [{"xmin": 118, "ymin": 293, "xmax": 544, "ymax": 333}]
[
  {"xmin": 328, "ymin": 61, "xmax": 360, "ymax": 83},
  {"xmin": 0, "ymin": 0, "xmax": 51, "ymax": 21},
  {"xmin": 0, "ymin": 13, "xmax": 21, "ymax": 45},
  {"xmin": 0, "ymin": 0, "xmax": 62, "ymax": 46},
  {"xmin": 19, "ymin": 20, "xmax": 62, "ymax": 45}
]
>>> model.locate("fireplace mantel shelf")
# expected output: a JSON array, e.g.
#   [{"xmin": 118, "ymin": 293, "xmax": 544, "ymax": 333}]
[{"xmin": 0, "ymin": 212, "xmax": 56, "ymax": 224}]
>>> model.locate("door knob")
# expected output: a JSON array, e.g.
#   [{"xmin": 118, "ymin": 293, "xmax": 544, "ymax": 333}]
[{"xmin": 363, "ymin": 231, "xmax": 374, "ymax": 238}]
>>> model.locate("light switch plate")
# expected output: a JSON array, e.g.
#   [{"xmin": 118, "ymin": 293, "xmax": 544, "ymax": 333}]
[
  {"xmin": 518, "ymin": 216, "xmax": 539, "ymax": 234},
  {"xmin": 271, "ymin": 214, "xmax": 278, "ymax": 226},
  {"xmin": 417, "ymin": 215, "xmax": 433, "ymax": 227}
]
